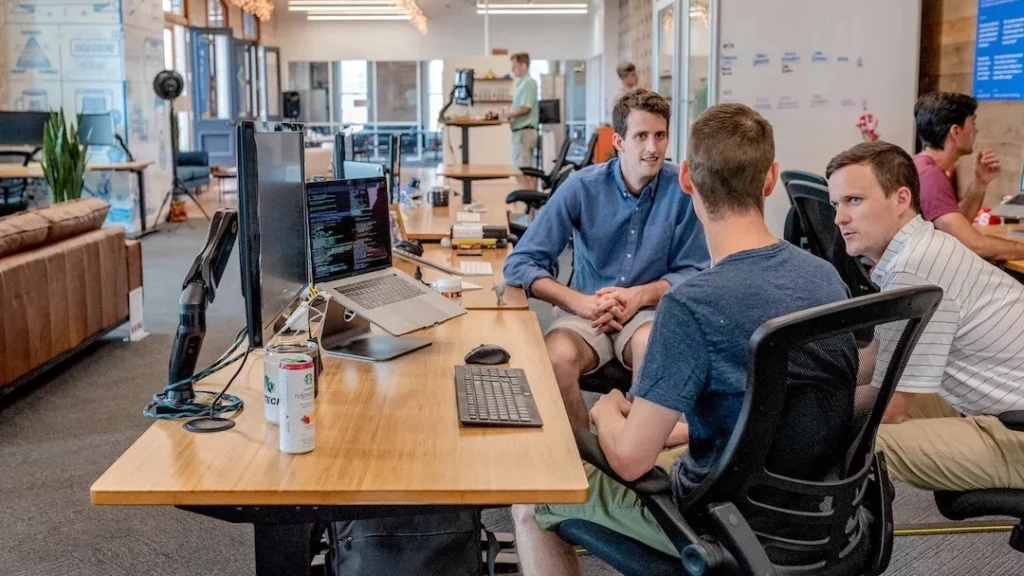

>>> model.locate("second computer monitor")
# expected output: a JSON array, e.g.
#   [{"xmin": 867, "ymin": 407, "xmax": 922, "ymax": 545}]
[
  {"xmin": 455, "ymin": 68, "xmax": 474, "ymax": 106},
  {"xmin": 0, "ymin": 111, "xmax": 50, "ymax": 147}
]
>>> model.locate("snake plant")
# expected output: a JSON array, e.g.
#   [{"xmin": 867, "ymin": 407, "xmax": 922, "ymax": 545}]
[{"xmin": 41, "ymin": 110, "xmax": 89, "ymax": 204}]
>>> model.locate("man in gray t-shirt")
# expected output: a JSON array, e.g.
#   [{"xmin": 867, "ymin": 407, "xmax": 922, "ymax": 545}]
[{"xmin": 511, "ymin": 104, "xmax": 856, "ymax": 575}]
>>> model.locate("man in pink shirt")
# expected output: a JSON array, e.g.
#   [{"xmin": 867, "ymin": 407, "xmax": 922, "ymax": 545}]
[{"xmin": 914, "ymin": 92, "xmax": 1024, "ymax": 261}]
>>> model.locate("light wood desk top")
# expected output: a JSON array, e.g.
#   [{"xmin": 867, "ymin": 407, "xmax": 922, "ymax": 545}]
[
  {"xmin": 436, "ymin": 163, "xmax": 522, "ymax": 179},
  {"xmin": 91, "ymin": 311, "xmax": 587, "ymax": 507},
  {"xmin": 400, "ymin": 193, "xmax": 512, "ymax": 241},
  {"xmin": 393, "ymin": 244, "xmax": 528, "ymax": 310},
  {"xmin": 979, "ymin": 224, "xmax": 1024, "ymax": 273},
  {"xmin": 440, "ymin": 118, "xmax": 507, "ymax": 128},
  {"xmin": 0, "ymin": 160, "xmax": 153, "ymax": 179}
]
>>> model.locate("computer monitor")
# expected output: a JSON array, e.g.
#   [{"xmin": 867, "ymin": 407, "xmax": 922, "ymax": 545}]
[
  {"xmin": 332, "ymin": 128, "xmax": 360, "ymax": 178},
  {"xmin": 0, "ymin": 111, "xmax": 50, "ymax": 147},
  {"xmin": 306, "ymin": 177, "xmax": 392, "ymax": 284},
  {"xmin": 538, "ymin": 99, "xmax": 561, "ymax": 125},
  {"xmin": 236, "ymin": 120, "xmax": 311, "ymax": 348},
  {"xmin": 78, "ymin": 113, "xmax": 116, "ymax": 146},
  {"xmin": 337, "ymin": 160, "xmax": 384, "ymax": 181},
  {"xmin": 455, "ymin": 68, "xmax": 474, "ymax": 106}
]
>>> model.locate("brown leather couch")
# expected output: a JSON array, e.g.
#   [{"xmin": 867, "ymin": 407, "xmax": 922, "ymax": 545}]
[{"xmin": 0, "ymin": 198, "xmax": 142, "ymax": 394}]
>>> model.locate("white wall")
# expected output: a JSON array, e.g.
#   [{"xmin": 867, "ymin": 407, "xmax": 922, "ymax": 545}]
[
  {"xmin": 585, "ymin": 0, "xmax": 620, "ymax": 125},
  {"xmin": 276, "ymin": 6, "xmax": 591, "ymax": 66}
]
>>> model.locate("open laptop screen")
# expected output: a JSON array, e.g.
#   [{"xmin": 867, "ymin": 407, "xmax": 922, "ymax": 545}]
[{"xmin": 307, "ymin": 177, "xmax": 393, "ymax": 284}]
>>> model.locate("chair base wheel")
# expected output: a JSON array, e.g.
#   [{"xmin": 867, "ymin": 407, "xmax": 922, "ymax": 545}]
[{"xmin": 1010, "ymin": 522, "xmax": 1024, "ymax": 553}]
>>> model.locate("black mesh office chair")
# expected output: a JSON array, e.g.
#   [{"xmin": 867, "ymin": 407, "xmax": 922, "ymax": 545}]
[
  {"xmin": 567, "ymin": 132, "xmax": 600, "ymax": 171},
  {"xmin": 518, "ymin": 135, "xmax": 573, "ymax": 189},
  {"xmin": 557, "ymin": 286, "xmax": 944, "ymax": 576},
  {"xmin": 781, "ymin": 170, "xmax": 826, "ymax": 250},
  {"xmin": 0, "ymin": 151, "xmax": 32, "ymax": 216},
  {"xmin": 933, "ymin": 410, "xmax": 1024, "ymax": 553},
  {"xmin": 784, "ymin": 180, "xmax": 878, "ymax": 299},
  {"xmin": 507, "ymin": 165, "xmax": 575, "ymax": 245}
]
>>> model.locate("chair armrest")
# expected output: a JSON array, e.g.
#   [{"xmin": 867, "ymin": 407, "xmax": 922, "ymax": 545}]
[
  {"xmin": 519, "ymin": 167, "xmax": 546, "ymax": 179},
  {"xmin": 177, "ymin": 151, "xmax": 209, "ymax": 167},
  {"xmin": 1000, "ymin": 411, "xmax": 1024, "ymax": 432},
  {"xmin": 506, "ymin": 190, "xmax": 550, "ymax": 209},
  {"xmin": 573, "ymin": 428, "xmax": 671, "ymax": 495}
]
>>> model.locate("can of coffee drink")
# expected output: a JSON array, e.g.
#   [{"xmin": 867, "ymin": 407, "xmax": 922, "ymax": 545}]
[
  {"xmin": 278, "ymin": 355, "xmax": 316, "ymax": 454},
  {"xmin": 263, "ymin": 344, "xmax": 287, "ymax": 425},
  {"xmin": 268, "ymin": 340, "xmax": 321, "ymax": 397}
]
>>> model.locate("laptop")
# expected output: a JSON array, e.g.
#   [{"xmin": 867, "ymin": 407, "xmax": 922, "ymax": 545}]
[{"xmin": 306, "ymin": 177, "xmax": 466, "ymax": 336}]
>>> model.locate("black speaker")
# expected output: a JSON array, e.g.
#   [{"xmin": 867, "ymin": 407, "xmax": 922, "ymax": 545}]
[{"xmin": 283, "ymin": 91, "xmax": 301, "ymax": 119}]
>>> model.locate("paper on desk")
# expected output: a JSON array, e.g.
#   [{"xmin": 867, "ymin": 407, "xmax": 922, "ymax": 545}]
[{"xmin": 431, "ymin": 280, "xmax": 483, "ymax": 291}]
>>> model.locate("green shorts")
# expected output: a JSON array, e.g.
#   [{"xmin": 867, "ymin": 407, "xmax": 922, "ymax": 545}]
[{"xmin": 534, "ymin": 446, "xmax": 685, "ymax": 558}]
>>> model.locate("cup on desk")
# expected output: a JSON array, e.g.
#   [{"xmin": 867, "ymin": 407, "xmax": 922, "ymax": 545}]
[
  {"xmin": 435, "ymin": 276, "xmax": 463, "ymax": 303},
  {"xmin": 428, "ymin": 186, "xmax": 450, "ymax": 207}
]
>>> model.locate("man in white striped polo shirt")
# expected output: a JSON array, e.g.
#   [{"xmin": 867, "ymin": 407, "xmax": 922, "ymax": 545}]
[{"xmin": 826, "ymin": 140, "xmax": 1024, "ymax": 492}]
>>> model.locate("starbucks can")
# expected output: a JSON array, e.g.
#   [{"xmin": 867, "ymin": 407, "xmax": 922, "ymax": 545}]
[{"xmin": 278, "ymin": 355, "xmax": 316, "ymax": 454}]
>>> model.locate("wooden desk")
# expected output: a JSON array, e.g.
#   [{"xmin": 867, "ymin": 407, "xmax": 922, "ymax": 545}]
[
  {"xmin": 0, "ymin": 161, "xmax": 155, "ymax": 233},
  {"xmin": 980, "ymin": 224, "xmax": 1024, "ymax": 274},
  {"xmin": 400, "ymin": 192, "xmax": 512, "ymax": 242},
  {"xmin": 436, "ymin": 163, "xmax": 522, "ymax": 204},
  {"xmin": 439, "ymin": 118, "xmax": 507, "ymax": 165},
  {"xmin": 91, "ymin": 311, "xmax": 584, "ymax": 574},
  {"xmin": 393, "ymin": 244, "xmax": 528, "ymax": 310}
]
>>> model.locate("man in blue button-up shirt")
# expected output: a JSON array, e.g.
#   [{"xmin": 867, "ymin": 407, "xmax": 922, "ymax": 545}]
[{"xmin": 503, "ymin": 89, "xmax": 710, "ymax": 429}]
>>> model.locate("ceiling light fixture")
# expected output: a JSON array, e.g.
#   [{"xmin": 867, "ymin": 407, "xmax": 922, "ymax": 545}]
[
  {"xmin": 232, "ymin": 0, "xmax": 274, "ymax": 21},
  {"xmin": 290, "ymin": 5, "xmax": 404, "ymax": 11},
  {"xmin": 393, "ymin": 0, "xmax": 427, "ymax": 33},
  {"xmin": 475, "ymin": 2, "xmax": 587, "ymax": 7},
  {"xmin": 475, "ymin": 8, "xmax": 587, "ymax": 14},
  {"xmin": 307, "ymin": 13, "xmax": 410, "ymax": 19}
]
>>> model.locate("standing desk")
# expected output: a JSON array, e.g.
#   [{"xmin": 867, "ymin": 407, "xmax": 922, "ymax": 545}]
[{"xmin": 91, "ymin": 311, "xmax": 587, "ymax": 575}]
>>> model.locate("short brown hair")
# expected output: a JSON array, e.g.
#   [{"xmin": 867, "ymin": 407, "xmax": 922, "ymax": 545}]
[
  {"xmin": 686, "ymin": 103, "xmax": 775, "ymax": 217},
  {"xmin": 825, "ymin": 141, "xmax": 921, "ymax": 213},
  {"xmin": 510, "ymin": 52, "xmax": 530, "ymax": 66},
  {"xmin": 612, "ymin": 88, "xmax": 670, "ymax": 138},
  {"xmin": 616, "ymin": 62, "xmax": 636, "ymax": 79}
]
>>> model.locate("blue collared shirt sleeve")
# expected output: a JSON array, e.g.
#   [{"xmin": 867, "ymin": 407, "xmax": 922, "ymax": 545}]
[
  {"xmin": 502, "ymin": 175, "xmax": 582, "ymax": 296},
  {"xmin": 661, "ymin": 205, "xmax": 710, "ymax": 287}
]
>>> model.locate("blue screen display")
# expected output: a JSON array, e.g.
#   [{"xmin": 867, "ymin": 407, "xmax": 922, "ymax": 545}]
[{"xmin": 975, "ymin": 0, "xmax": 1024, "ymax": 101}]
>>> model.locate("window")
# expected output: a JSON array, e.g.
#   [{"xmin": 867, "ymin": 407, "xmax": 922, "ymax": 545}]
[
  {"xmin": 374, "ymin": 62, "xmax": 418, "ymax": 124},
  {"xmin": 243, "ymin": 12, "xmax": 259, "ymax": 40},
  {"xmin": 208, "ymin": 0, "xmax": 227, "ymax": 27},
  {"xmin": 528, "ymin": 59, "xmax": 551, "ymax": 99},
  {"xmin": 289, "ymin": 62, "xmax": 333, "ymax": 123},
  {"xmin": 162, "ymin": 0, "xmax": 184, "ymax": 15},
  {"xmin": 163, "ymin": 28, "xmax": 174, "ymax": 70},
  {"xmin": 339, "ymin": 60, "xmax": 369, "ymax": 125},
  {"xmin": 427, "ymin": 60, "xmax": 443, "ymax": 131}
]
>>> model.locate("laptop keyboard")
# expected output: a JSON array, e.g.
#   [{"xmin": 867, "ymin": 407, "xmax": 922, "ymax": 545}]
[{"xmin": 337, "ymin": 274, "xmax": 428, "ymax": 309}]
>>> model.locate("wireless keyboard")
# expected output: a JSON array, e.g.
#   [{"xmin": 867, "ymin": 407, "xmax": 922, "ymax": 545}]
[
  {"xmin": 455, "ymin": 366, "xmax": 542, "ymax": 427},
  {"xmin": 459, "ymin": 261, "xmax": 493, "ymax": 276}
]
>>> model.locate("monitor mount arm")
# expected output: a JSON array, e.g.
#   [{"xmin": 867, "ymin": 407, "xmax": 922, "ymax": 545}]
[
  {"xmin": 166, "ymin": 209, "xmax": 239, "ymax": 401},
  {"xmin": 437, "ymin": 86, "xmax": 458, "ymax": 123}
]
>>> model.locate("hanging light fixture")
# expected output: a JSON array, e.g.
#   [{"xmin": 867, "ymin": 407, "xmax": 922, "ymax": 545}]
[
  {"xmin": 393, "ymin": 0, "xmax": 427, "ymax": 33},
  {"xmin": 233, "ymin": 0, "xmax": 274, "ymax": 21}
]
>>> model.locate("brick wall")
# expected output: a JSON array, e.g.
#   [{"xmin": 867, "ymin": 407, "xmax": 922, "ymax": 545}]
[{"xmin": 921, "ymin": 0, "xmax": 1024, "ymax": 205}]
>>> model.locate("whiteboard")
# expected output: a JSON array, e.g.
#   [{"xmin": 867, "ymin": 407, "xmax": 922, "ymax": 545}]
[{"xmin": 717, "ymin": 0, "xmax": 922, "ymax": 235}]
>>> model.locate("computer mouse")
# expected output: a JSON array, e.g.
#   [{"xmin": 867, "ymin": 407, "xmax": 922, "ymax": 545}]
[
  {"xmin": 464, "ymin": 344, "xmax": 511, "ymax": 365},
  {"xmin": 395, "ymin": 240, "xmax": 423, "ymax": 257}
]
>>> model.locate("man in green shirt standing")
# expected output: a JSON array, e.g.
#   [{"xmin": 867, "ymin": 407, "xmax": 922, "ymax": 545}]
[{"xmin": 506, "ymin": 52, "xmax": 539, "ymax": 188}]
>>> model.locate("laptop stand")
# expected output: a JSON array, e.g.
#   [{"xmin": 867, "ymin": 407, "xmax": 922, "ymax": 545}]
[{"xmin": 317, "ymin": 299, "xmax": 430, "ymax": 362}]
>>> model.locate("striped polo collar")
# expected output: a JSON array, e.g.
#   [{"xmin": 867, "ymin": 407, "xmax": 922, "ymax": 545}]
[{"xmin": 872, "ymin": 215, "xmax": 927, "ymax": 284}]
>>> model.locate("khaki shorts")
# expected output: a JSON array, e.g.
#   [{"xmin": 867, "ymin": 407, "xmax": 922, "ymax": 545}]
[
  {"xmin": 546, "ymin": 308, "xmax": 656, "ymax": 374},
  {"xmin": 535, "ymin": 447, "xmax": 686, "ymax": 558},
  {"xmin": 512, "ymin": 128, "xmax": 538, "ymax": 167}
]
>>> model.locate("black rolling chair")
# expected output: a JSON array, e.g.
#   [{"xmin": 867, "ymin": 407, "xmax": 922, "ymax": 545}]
[
  {"xmin": 506, "ymin": 165, "xmax": 575, "ymax": 245},
  {"xmin": 567, "ymin": 132, "xmax": 600, "ymax": 171},
  {"xmin": 519, "ymin": 136, "xmax": 574, "ymax": 190},
  {"xmin": 781, "ymin": 171, "xmax": 827, "ymax": 251},
  {"xmin": 784, "ymin": 180, "xmax": 878, "ymax": 299},
  {"xmin": 0, "ymin": 151, "xmax": 32, "ymax": 216},
  {"xmin": 557, "ymin": 286, "xmax": 944, "ymax": 576},
  {"xmin": 933, "ymin": 410, "xmax": 1024, "ymax": 554}
]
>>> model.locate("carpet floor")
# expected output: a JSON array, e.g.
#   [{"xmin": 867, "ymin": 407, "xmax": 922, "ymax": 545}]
[{"xmin": 0, "ymin": 218, "xmax": 1020, "ymax": 575}]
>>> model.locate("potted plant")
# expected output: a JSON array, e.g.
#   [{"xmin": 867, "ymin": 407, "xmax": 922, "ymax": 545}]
[{"xmin": 41, "ymin": 110, "xmax": 89, "ymax": 204}]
